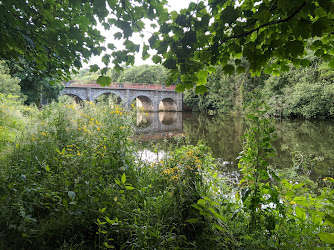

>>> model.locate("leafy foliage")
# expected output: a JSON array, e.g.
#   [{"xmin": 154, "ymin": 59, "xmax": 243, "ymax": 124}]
[
  {"xmin": 185, "ymin": 52, "xmax": 334, "ymax": 119},
  {"xmin": 2, "ymin": 1, "xmax": 333, "ymax": 89},
  {"xmin": 5, "ymin": 58, "xmax": 64, "ymax": 105},
  {"xmin": 0, "ymin": 0, "xmax": 167, "ymax": 81},
  {"xmin": 0, "ymin": 62, "xmax": 21, "ymax": 96},
  {"xmin": 148, "ymin": 0, "xmax": 334, "ymax": 89}
]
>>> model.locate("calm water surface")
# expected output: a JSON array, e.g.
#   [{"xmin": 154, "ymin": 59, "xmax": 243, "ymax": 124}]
[{"xmin": 136, "ymin": 112, "xmax": 334, "ymax": 182}]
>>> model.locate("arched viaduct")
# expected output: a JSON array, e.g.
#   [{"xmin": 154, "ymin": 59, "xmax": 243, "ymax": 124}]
[{"xmin": 60, "ymin": 86, "xmax": 183, "ymax": 112}]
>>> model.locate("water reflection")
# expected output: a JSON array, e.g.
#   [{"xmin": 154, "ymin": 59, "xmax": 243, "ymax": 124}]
[
  {"xmin": 136, "ymin": 112, "xmax": 334, "ymax": 181},
  {"xmin": 159, "ymin": 111, "xmax": 177, "ymax": 125},
  {"xmin": 136, "ymin": 112, "xmax": 153, "ymax": 127},
  {"xmin": 135, "ymin": 111, "xmax": 183, "ymax": 134}
]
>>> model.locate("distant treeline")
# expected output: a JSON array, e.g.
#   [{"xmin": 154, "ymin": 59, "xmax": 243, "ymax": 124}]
[
  {"xmin": 71, "ymin": 64, "xmax": 171, "ymax": 85},
  {"xmin": 184, "ymin": 52, "xmax": 334, "ymax": 119}
]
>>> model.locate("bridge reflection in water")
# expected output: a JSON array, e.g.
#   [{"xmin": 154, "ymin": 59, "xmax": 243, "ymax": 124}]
[{"xmin": 135, "ymin": 112, "xmax": 183, "ymax": 139}]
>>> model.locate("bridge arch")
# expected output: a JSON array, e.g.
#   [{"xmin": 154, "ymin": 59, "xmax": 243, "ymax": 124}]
[
  {"xmin": 94, "ymin": 92, "xmax": 123, "ymax": 106},
  {"xmin": 159, "ymin": 98, "xmax": 177, "ymax": 112},
  {"xmin": 62, "ymin": 94, "xmax": 84, "ymax": 104},
  {"xmin": 90, "ymin": 90, "xmax": 125, "ymax": 103},
  {"xmin": 131, "ymin": 95, "xmax": 154, "ymax": 112}
]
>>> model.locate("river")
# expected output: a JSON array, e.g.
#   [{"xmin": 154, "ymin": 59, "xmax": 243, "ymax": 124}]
[{"xmin": 136, "ymin": 112, "xmax": 334, "ymax": 182}]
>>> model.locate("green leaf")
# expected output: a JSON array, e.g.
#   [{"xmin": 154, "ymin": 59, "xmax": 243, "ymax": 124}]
[
  {"xmin": 105, "ymin": 216, "xmax": 116, "ymax": 224},
  {"xmin": 195, "ymin": 85, "xmax": 207, "ymax": 94},
  {"xmin": 314, "ymin": 7, "xmax": 327, "ymax": 18},
  {"xmin": 152, "ymin": 55, "xmax": 162, "ymax": 64},
  {"xmin": 175, "ymin": 84, "xmax": 185, "ymax": 92},
  {"xmin": 108, "ymin": 43, "xmax": 116, "ymax": 50},
  {"xmin": 325, "ymin": 214, "xmax": 334, "ymax": 226},
  {"xmin": 295, "ymin": 206, "xmax": 306, "ymax": 221},
  {"xmin": 300, "ymin": 59, "xmax": 310, "ymax": 67},
  {"xmin": 213, "ymin": 223, "xmax": 226, "ymax": 232},
  {"xmin": 212, "ymin": 212, "xmax": 225, "ymax": 221},
  {"xmin": 89, "ymin": 64, "xmax": 100, "ymax": 72},
  {"xmin": 97, "ymin": 76, "xmax": 111, "ymax": 86},
  {"xmin": 292, "ymin": 183, "xmax": 304, "ymax": 189},
  {"xmin": 318, "ymin": 232, "xmax": 334, "ymax": 244},
  {"xmin": 191, "ymin": 204, "xmax": 203, "ymax": 211},
  {"xmin": 103, "ymin": 241, "xmax": 115, "ymax": 248},
  {"xmin": 102, "ymin": 54, "xmax": 110, "ymax": 65},
  {"xmin": 198, "ymin": 70, "xmax": 208, "ymax": 78},
  {"xmin": 254, "ymin": 8, "xmax": 271, "ymax": 22},
  {"xmin": 101, "ymin": 67, "xmax": 108, "ymax": 76},
  {"xmin": 197, "ymin": 77, "xmax": 207, "ymax": 85},
  {"xmin": 113, "ymin": 32, "xmax": 122, "ymax": 40},
  {"xmin": 197, "ymin": 199, "xmax": 206, "ymax": 205},
  {"xmin": 220, "ymin": 6, "xmax": 238, "ymax": 24},
  {"xmin": 163, "ymin": 58, "xmax": 177, "ymax": 70},
  {"xmin": 121, "ymin": 173, "xmax": 126, "ymax": 184},
  {"xmin": 222, "ymin": 64, "xmax": 235, "ymax": 75},
  {"xmin": 125, "ymin": 186, "xmax": 135, "ymax": 190},
  {"xmin": 236, "ymin": 66, "xmax": 245, "ymax": 74},
  {"xmin": 186, "ymin": 218, "xmax": 199, "ymax": 223},
  {"xmin": 207, "ymin": 66, "xmax": 216, "ymax": 73}
]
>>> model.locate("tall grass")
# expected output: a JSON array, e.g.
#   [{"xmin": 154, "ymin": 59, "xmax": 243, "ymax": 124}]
[{"xmin": 0, "ymin": 94, "xmax": 333, "ymax": 249}]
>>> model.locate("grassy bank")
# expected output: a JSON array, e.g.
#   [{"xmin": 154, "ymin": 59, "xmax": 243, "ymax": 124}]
[{"xmin": 0, "ymin": 94, "xmax": 333, "ymax": 249}]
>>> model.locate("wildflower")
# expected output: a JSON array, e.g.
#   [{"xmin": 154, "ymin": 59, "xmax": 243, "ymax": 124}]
[{"xmin": 41, "ymin": 132, "xmax": 47, "ymax": 136}]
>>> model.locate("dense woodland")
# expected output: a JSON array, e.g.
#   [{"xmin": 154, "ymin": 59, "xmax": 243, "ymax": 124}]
[
  {"xmin": 184, "ymin": 49, "xmax": 334, "ymax": 119},
  {"xmin": 1, "ymin": 0, "xmax": 334, "ymax": 249}
]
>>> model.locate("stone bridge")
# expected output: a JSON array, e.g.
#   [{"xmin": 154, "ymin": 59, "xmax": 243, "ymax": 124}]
[{"xmin": 60, "ymin": 85, "xmax": 183, "ymax": 112}]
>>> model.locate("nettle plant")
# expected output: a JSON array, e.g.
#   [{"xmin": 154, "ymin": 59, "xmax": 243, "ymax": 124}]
[
  {"xmin": 236, "ymin": 99, "xmax": 334, "ymax": 247},
  {"xmin": 237, "ymin": 100, "xmax": 281, "ymax": 232}
]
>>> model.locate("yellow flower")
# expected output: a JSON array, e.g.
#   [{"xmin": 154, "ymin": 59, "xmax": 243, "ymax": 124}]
[
  {"xmin": 77, "ymin": 152, "xmax": 81, "ymax": 156},
  {"xmin": 290, "ymin": 201, "xmax": 296, "ymax": 205},
  {"xmin": 41, "ymin": 132, "xmax": 47, "ymax": 136}
]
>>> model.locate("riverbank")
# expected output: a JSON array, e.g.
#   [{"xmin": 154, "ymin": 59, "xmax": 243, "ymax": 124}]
[{"xmin": 0, "ymin": 94, "xmax": 333, "ymax": 248}]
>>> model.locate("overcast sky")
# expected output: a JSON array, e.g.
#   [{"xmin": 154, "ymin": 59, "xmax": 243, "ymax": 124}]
[{"xmin": 84, "ymin": 0, "xmax": 193, "ymax": 68}]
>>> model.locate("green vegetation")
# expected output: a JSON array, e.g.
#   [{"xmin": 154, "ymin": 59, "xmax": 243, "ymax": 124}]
[
  {"xmin": 2, "ymin": 1, "xmax": 333, "ymax": 87},
  {"xmin": 1, "ymin": 0, "xmax": 334, "ymax": 248},
  {"xmin": 0, "ymin": 63, "xmax": 21, "ymax": 97},
  {"xmin": 184, "ymin": 54, "xmax": 334, "ymax": 119},
  {"xmin": 0, "ymin": 95, "xmax": 333, "ymax": 248}
]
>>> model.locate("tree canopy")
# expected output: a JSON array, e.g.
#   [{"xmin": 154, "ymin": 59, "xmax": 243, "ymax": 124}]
[
  {"xmin": 0, "ymin": 0, "xmax": 166, "ymax": 82},
  {"xmin": 1, "ymin": 0, "xmax": 333, "ymax": 92}
]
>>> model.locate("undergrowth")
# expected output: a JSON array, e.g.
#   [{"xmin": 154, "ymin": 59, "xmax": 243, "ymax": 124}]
[{"xmin": 0, "ymin": 94, "xmax": 333, "ymax": 249}]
